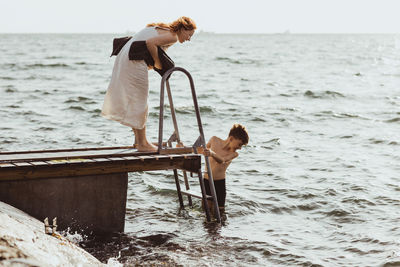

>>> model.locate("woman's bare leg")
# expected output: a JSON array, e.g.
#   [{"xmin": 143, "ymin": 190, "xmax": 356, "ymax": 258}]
[
  {"xmin": 132, "ymin": 126, "xmax": 157, "ymax": 152},
  {"xmin": 132, "ymin": 129, "xmax": 138, "ymax": 148}
]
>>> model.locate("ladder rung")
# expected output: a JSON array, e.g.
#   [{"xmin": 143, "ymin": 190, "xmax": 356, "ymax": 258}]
[{"xmin": 181, "ymin": 190, "xmax": 213, "ymax": 200}]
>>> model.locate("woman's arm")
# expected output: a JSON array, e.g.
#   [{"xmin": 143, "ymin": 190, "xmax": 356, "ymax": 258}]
[{"xmin": 146, "ymin": 32, "xmax": 177, "ymax": 69}]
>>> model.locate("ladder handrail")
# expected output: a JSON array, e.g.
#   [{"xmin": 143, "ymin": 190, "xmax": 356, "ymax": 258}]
[{"xmin": 157, "ymin": 67, "xmax": 222, "ymax": 223}]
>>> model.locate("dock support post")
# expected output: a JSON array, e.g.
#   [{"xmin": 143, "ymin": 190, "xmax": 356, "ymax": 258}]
[
  {"xmin": 0, "ymin": 173, "xmax": 128, "ymax": 234},
  {"xmin": 173, "ymin": 169, "xmax": 185, "ymax": 209},
  {"xmin": 198, "ymin": 170, "xmax": 211, "ymax": 222}
]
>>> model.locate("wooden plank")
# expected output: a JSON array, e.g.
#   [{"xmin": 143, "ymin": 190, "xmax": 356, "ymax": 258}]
[
  {"xmin": 0, "ymin": 151, "xmax": 157, "ymax": 163},
  {"xmin": 106, "ymin": 157, "xmax": 128, "ymax": 162},
  {"xmin": 0, "ymin": 155, "xmax": 201, "ymax": 181},
  {"xmin": 0, "ymin": 163, "xmax": 16, "ymax": 168},
  {"xmin": 12, "ymin": 162, "xmax": 34, "ymax": 167},
  {"xmin": 0, "ymin": 147, "xmax": 154, "ymax": 163},
  {"xmin": 91, "ymin": 158, "xmax": 112, "ymax": 162},
  {"xmin": 46, "ymin": 158, "xmax": 92, "ymax": 164},
  {"xmin": 47, "ymin": 158, "xmax": 84, "ymax": 163},
  {"xmin": 45, "ymin": 160, "xmax": 67, "ymax": 165},
  {"xmin": 29, "ymin": 161, "xmax": 51, "ymax": 166},
  {"xmin": 63, "ymin": 158, "xmax": 93, "ymax": 164},
  {"xmin": 0, "ymin": 146, "xmax": 136, "ymax": 155},
  {"xmin": 121, "ymin": 156, "xmax": 140, "ymax": 161},
  {"xmin": 81, "ymin": 158, "xmax": 97, "ymax": 163}
]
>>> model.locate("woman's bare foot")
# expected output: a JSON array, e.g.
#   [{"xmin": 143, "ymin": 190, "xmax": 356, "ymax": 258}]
[{"xmin": 137, "ymin": 142, "xmax": 158, "ymax": 152}]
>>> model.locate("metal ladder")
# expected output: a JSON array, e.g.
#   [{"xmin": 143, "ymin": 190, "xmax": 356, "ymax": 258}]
[{"xmin": 157, "ymin": 67, "xmax": 221, "ymax": 223}]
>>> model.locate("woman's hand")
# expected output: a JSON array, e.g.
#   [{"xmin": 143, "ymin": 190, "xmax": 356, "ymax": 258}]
[{"xmin": 154, "ymin": 61, "xmax": 162, "ymax": 70}]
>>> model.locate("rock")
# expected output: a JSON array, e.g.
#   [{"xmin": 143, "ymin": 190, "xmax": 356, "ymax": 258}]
[{"xmin": 0, "ymin": 201, "xmax": 104, "ymax": 266}]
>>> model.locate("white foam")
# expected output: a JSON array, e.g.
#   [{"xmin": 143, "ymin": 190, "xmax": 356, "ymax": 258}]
[{"xmin": 0, "ymin": 201, "xmax": 104, "ymax": 266}]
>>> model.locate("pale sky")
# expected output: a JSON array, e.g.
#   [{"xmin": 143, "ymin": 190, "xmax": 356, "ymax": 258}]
[{"xmin": 1, "ymin": 0, "xmax": 399, "ymax": 34}]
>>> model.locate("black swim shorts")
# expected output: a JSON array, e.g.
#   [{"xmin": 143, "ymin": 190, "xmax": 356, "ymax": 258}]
[{"xmin": 204, "ymin": 178, "xmax": 226, "ymax": 207}]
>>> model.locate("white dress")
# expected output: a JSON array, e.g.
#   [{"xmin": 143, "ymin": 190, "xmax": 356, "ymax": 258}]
[{"xmin": 102, "ymin": 27, "xmax": 160, "ymax": 129}]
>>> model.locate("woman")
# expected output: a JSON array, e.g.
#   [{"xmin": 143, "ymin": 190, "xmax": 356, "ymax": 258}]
[{"xmin": 102, "ymin": 16, "xmax": 196, "ymax": 152}]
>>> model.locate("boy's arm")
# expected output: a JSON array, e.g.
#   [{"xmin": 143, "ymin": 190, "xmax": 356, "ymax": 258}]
[
  {"xmin": 211, "ymin": 151, "xmax": 238, "ymax": 164},
  {"xmin": 198, "ymin": 148, "xmax": 238, "ymax": 164},
  {"xmin": 197, "ymin": 136, "xmax": 238, "ymax": 164}
]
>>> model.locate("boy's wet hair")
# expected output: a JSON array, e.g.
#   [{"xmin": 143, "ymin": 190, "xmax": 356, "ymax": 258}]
[{"xmin": 229, "ymin": 124, "xmax": 249, "ymax": 145}]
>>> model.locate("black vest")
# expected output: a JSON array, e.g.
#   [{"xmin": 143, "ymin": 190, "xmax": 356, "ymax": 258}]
[{"xmin": 110, "ymin": 37, "xmax": 174, "ymax": 77}]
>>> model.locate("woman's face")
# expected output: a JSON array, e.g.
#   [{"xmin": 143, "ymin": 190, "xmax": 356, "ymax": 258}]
[{"xmin": 178, "ymin": 28, "xmax": 195, "ymax": 43}]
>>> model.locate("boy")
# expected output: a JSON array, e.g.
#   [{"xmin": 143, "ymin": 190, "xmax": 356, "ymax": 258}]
[{"xmin": 198, "ymin": 124, "xmax": 249, "ymax": 214}]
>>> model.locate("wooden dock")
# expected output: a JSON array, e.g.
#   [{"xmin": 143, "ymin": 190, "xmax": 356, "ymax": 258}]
[
  {"xmin": 0, "ymin": 146, "xmax": 201, "ymax": 234},
  {"xmin": 0, "ymin": 146, "xmax": 200, "ymax": 180}
]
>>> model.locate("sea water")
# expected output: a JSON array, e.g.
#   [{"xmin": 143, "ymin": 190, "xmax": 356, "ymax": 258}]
[{"xmin": 1, "ymin": 33, "xmax": 400, "ymax": 266}]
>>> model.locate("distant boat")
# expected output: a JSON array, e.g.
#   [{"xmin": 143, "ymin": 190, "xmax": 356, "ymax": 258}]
[
  {"xmin": 275, "ymin": 30, "xmax": 291, "ymax": 35},
  {"xmin": 197, "ymin": 30, "xmax": 215, "ymax": 35}
]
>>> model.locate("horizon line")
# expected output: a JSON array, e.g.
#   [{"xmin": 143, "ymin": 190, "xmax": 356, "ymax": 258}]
[{"xmin": 0, "ymin": 31, "xmax": 399, "ymax": 35}]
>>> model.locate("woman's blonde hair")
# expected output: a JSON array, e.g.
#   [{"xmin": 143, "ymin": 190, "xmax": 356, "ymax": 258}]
[{"xmin": 147, "ymin": 16, "xmax": 197, "ymax": 33}]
